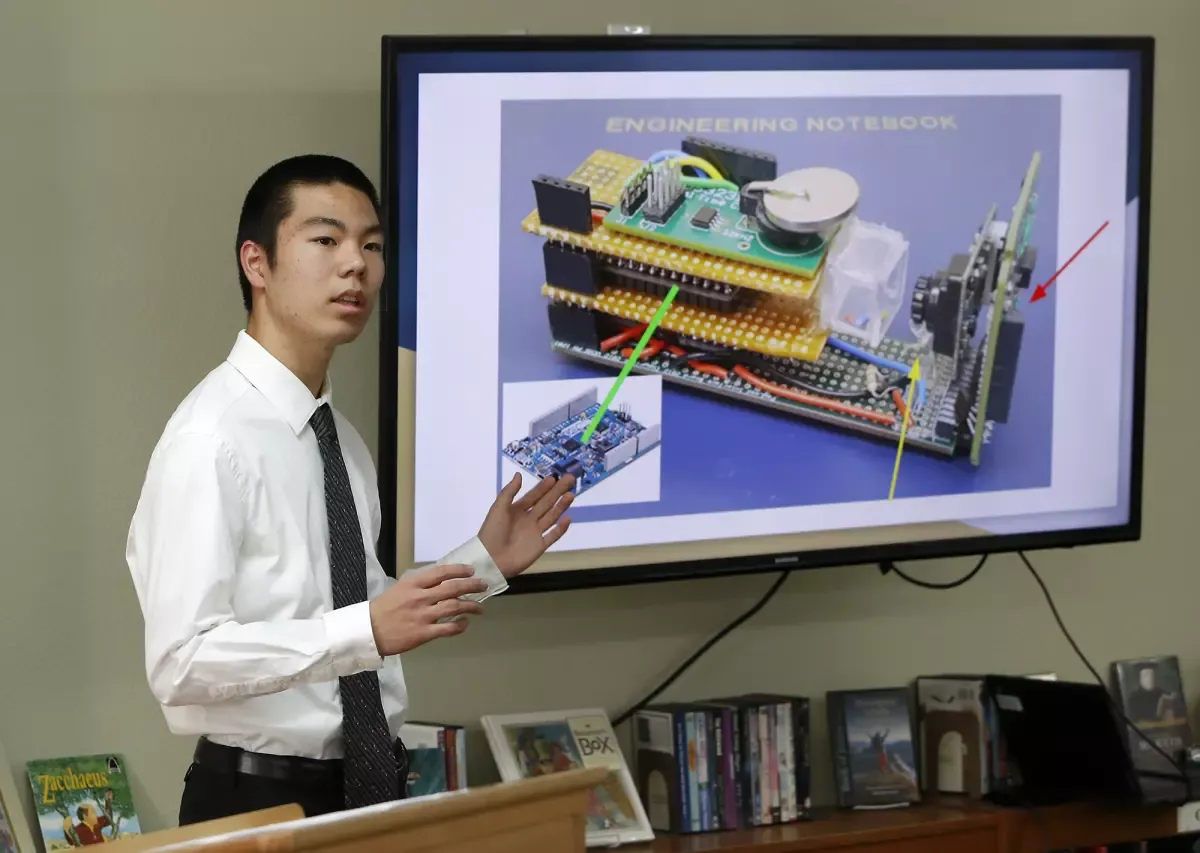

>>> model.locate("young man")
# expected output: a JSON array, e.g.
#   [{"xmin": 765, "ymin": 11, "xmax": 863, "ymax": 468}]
[{"xmin": 125, "ymin": 154, "xmax": 576, "ymax": 824}]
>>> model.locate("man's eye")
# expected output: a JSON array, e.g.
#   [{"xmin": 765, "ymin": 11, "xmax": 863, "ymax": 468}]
[
  {"xmin": 365, "ymin": 242, "xmax": 383, "ymax": 253},
  {"xmin": 314, "ymin": 236, "xmax": 336, "ymax": 246}
]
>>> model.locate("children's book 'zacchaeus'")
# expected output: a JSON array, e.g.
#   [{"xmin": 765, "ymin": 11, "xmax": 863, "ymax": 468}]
[{"xmin": 26, "ymin": 755, "xmax": 141, "ymax": 849}]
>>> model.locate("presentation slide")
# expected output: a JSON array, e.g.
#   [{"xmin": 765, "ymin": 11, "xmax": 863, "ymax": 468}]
[{"xmin": 392, "ymin": 50, "xmax": 1142, "ymax": 570}]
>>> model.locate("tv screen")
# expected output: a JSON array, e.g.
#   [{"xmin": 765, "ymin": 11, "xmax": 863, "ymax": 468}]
[{"xmin": 378, "ymin": 35, "xmax": 1153, "ymax": 592}]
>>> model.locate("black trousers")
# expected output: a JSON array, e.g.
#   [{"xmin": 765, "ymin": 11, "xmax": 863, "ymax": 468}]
[
  {"xmin": 179, "ymin": 761, "xmax": 344, "ymax": 824},
  {"xmin": 178, "ymin": 738, "xmax": 408, "ymax": 826}
]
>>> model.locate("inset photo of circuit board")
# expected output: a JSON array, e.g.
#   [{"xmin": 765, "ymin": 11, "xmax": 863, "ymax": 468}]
[{"xmin": 500, "ymin": 376, "xmax": 663, "ymax": 506}]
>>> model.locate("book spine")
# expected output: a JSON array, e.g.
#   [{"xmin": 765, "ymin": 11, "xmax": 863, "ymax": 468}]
[
  {"xmin": 792, "ymin": 700, "xmax": 811, "ymax": 814},
  {"xmin": 828, "ymin": 693, "xmax": 853, "ymax": 808},
  {"xmin": 749, "ymin": 703, "xmax": 762, "ymax": 825},
  {"xmin": 445, "ymin": 726, "xmax": 458, "ymax": 790},
  {"xmin": 707, "ymin": 709, "xmax": 722, "ymax": 830},
  {"xmin": 778, "ymin": 701, "xmax": 794, "ymax": 822},
  {"xmin": 687, "ymin": 711, "xmax": 701, "ymax": 832},
  {"xmin": 672, "ymin": 712, "xmax": 690, "ymax": 832},
  {"xmin": 721, "ymin": 708, "xmax": 736, "ymax": 828}
]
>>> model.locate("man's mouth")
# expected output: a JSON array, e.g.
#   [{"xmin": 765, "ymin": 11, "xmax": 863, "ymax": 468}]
[{"xmin": 334, "ymin": 291, "xmax": 363, "ymax": 307}]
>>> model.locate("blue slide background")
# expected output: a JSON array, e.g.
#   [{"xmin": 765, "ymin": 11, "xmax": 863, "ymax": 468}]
[{"xmin": 494, "ymin": 94, "xmax": 1061, "ymax": 522}]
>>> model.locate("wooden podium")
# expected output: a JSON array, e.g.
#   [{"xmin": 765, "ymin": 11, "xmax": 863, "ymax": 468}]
[{"xmin": 138, "ymin": 766, "xmax": 610, "ymax": 853}]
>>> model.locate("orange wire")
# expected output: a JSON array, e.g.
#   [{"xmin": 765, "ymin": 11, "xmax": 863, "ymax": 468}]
[
  {"xmin": 732, "ymin": 365, "xmax": 897, "ymax": 426},
  {"xmin": 891, "ymin": 388, "xmax": 908, "ymax": 421},
  {"xmin": 600, "ymin": 323, "xmax": 646, "ymax": 352}
]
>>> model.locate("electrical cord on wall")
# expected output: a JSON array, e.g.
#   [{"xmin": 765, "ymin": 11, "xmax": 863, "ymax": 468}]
[
  {"xmin": 883, "ymin": 549, "xmax": 1194, "ymax": 802},
  {"xmin": 612, "ymin": 571, "xmax": 789, "ymax": 728}
]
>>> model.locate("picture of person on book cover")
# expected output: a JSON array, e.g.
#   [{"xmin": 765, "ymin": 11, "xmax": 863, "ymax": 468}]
[{"xmin": 1125, "ymin": 662, "xmax": 1187, "ymax": 722}]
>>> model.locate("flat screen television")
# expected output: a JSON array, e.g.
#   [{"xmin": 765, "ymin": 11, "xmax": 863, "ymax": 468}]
[{"xmin": 378, "ymin": 34, "xmax": 1154, "ymax": 593}]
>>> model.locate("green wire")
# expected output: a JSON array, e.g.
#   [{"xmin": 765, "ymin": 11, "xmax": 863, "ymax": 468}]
[{"xmin": 681, "ymin": 176, "xmax": 738, "ymax": 192}]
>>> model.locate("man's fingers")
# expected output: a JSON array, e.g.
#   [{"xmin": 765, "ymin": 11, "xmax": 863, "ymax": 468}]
[
  {"xmin": 532, "ymin": 474, "xmax": 575, "ymax": 518},
  {"xmin": 430, "ymin": 597, "xmax": 484, "ymax": 622},
  {"xmin": 412, "ymin": 563, "xmax": 477, "ymax": 588},
  {"xmin": 425, "ymin": 576, "xmax": 490, "ymax": 603},
  {"xmin": 427, "ymin": 618, "xmax": 470, "ymax": 640},
  {"xmin": 512, "ymin": 474, "xmax": 556, "ymax": 512},
  {"xmin": 497, "ymin": 472, "xmax": 523, "ymax": 503},
  {"xmin": 541, "ymin": 517, "xmax": 571, "ymax": 549},
  {"xmin": 538, "ymin": 493, "xmax": 574, "ymax": 532}
]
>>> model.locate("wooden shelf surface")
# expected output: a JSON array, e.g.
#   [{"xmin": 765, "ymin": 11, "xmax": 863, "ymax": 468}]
[{"xmin": 626, "ymin": 796, "xmax": 1186, "ymax": 853}]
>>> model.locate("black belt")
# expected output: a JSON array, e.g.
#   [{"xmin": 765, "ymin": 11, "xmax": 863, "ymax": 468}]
[{"xmin": 192, "ymin": 737, "xmax": 409, "ymax": 790}]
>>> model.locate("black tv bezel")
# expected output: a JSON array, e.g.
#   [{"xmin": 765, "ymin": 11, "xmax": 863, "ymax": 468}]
[{"xmin": 377, "ymin": 33, "xmax": 1155, "ymax": 595}]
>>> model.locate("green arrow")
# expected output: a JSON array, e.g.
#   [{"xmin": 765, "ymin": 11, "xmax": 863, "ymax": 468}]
[{"xmin": 581, "ymin": 284, "xmax": 679, "ymax": 444}]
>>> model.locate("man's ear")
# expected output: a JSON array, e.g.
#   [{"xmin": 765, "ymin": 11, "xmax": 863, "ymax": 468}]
[
  {"xmin": 241, "ymin": 239, "xmax": 270, "ymax": 283},
  {"xmin": 240, "ymin": 239, "xmax": 270, "ymax": 299}
]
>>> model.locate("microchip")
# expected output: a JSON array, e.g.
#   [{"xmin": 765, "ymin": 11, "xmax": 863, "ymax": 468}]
[
  {"xmin": 691, "ymin": 206, "xmax": 718, "ymax": 229},
  {"xmin": 562, "ymin": 437, "xmax": 580, "ymax": 452}
]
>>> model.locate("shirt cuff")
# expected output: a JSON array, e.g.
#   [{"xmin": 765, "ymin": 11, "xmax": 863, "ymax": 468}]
[
  {"xmin": 321, "ymin": 601, "xmax": 384, "ymax": 670},
  {"xmin": 442, "ymin": 536, "xmax": 508, "ymax": 603}
]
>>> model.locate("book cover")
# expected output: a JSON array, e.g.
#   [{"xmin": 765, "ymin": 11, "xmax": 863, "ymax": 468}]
[
  {"xmin": 482, "ymin": 708, "xmax": 654, "ymax": 847},
  {"xmin": 25, "ymin": 755, "xmax": 140, "ymax": 848},
  {"xmin": 1112, "ymin": 655, "xmax": 1192, "ymax": 773},
  {"xmin": 827, "ymin": 688, "xmax": 920, "ymax": 809},
  {"xmin": 399, "ymin": 724, "xmax": 449, "ymax": 798}
]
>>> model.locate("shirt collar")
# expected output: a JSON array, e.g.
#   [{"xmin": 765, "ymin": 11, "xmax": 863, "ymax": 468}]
[{"xmin": 226, "ymin": 330, "xmax": 333, "ymax": 435}]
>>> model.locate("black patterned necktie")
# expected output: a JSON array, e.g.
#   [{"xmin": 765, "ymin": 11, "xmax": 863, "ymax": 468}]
[{"xmin": 310, "ymin": 403, "xmax": 401, "ymax": 809}]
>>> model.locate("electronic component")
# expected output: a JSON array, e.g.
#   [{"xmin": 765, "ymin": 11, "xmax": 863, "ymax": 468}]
[
  {"xmin": 501, "ymin": 387, "xmax": 661, "ymax": 496},
  {"xmin": 1013, "ymin": 246, "xmax": 1039, "ymax": 289},
  {"xmin": 742, "ymin": 167, "xmax": 860, "ymax": 251},
  {"xmin": 602, "ymin": 180, "xmax": 831, "ymax": 280},
  {"xmin": 642, "ymin": 160, "xmax": 685, "ymax": 224},
  {"xmin": 681, "ymin": 135, "xmax": 777, "ymax": 186},
  {"xmin": 541, "ymin": 281, "xmax": 827, "ymax": 360},
  {"xmin": 533, "ymin": 174, "xmax": 593, "ymax": 234},
  {"xmin": 603, "ymin": 260, "xmax": 744, "ymax": 314},
  {"xmin": 543, "ymin": 242, "xmax": 598, "ymax": 296},
  {"xmin": 984, "ymin": 309, "xmax": 1024, "ymax": 423},
  {"xmin": 547, "ymin": 301, "xmax": 600, "ymax": 350},
  {"xmin": 523, "ymin": 138, "xmax": 1040, "ymax": 465},
  {"xmin": 691, "ymin": 205, "xmax": 718, "ymax": 229},
  {"xmin": 522, "ymin": 149, "xmax": 822, "ymax": 300}
]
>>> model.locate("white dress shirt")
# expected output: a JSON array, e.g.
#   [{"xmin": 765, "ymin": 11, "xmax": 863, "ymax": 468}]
[{"xmin": 125, "ymin": 330, "xmax": 508, "ymax": 760}]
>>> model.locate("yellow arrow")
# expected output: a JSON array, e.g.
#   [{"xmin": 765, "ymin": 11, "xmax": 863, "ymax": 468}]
[{"xmin": 888, "ymin": 358, "xmax": 921, "ymax": 501}]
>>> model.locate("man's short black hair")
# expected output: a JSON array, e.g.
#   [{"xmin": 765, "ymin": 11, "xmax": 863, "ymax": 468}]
[{"xmin": 235, "ymin": 154, "xmax": 380, "ymax": 312}]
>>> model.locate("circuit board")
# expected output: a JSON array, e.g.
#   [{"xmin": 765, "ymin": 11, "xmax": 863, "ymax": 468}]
[
  {"xmin": 969, "ymin": 151, "xmax": 1041, "ymax": 465},
  {"xmin": 520, "ymin": 150, "xmax": 824, "ymax": 300},
  {"xmin": 602, "ymin": 185, "xmax": 830, "ymax": 279},
  {"xmin": 545, "ymin": 336, "xmax": 960, "ymax": 456},
  {"xmin": 501, "ymin": 387, "xmax": 661, "ymax": 496},
  {"xmin": 542, "ymin": 283, "xmax": 829, "ymax": 361}
]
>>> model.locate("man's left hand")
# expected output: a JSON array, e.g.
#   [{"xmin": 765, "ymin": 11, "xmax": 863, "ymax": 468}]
[{"xmin": 478, "ymin": 473, "xmax": 575, "ymax": 578}]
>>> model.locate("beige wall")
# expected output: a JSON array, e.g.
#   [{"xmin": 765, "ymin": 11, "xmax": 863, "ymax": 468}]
[{"xmin": 1, "ymin": 0, "xmax": 1197, "ymax": 833}]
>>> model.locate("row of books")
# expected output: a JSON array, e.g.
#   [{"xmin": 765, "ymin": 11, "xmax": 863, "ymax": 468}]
[{"xmin": 630, "ymin": 693, "xmax": 811, "ymax": 834}]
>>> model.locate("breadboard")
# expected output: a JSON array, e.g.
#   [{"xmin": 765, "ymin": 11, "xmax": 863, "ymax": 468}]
[
  {"xmin": 541, "ymin": 283, "xmax": 828, "ymax": 360},
  {"xmin": 521, "ymin": 150, "xmax": 823, "ymax": 300}
]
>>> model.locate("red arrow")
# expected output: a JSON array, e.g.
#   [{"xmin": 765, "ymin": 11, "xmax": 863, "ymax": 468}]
[{"xmin": 1029, "ymin": 221, "xmax": 1109, "ymax": 303}]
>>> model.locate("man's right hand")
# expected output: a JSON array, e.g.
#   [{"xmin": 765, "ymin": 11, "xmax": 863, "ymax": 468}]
[{"xmin": 368, "ymin": 564, "xmax": 488, "ymax": 656}]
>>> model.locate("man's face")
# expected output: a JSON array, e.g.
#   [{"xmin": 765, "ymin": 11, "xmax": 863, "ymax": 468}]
[
  {"xmin": 246, "ymin": 181, "xmax": 384, "ymax": 347},
  {"xmin": 1139, "ymin": 668, "xmax": 1156, "ymax": 690}
]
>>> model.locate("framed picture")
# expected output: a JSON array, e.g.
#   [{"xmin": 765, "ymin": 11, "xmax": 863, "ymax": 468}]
[
  {"xmin": 481, "ymin": 707, "xmax": 654, "ymax": 848},
  {"xmin": 0, "ymin": 742, "xmax": 36, "ymax": 853}
]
